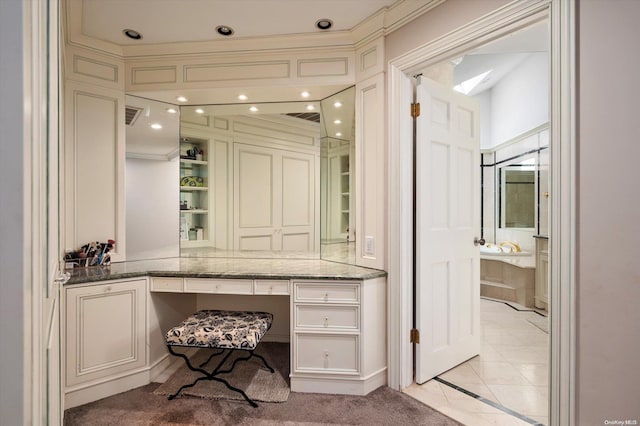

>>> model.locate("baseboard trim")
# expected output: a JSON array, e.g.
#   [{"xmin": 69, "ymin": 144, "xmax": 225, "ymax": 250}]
[{"xmin": 291, "ymin": 368, "xmax": 387, "ymax": 396}]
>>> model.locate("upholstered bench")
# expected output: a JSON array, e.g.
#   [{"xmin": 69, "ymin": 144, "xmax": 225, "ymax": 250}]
[{"xmin": 165, "ymin": 310, "xmax": 274, "ymax": 407}]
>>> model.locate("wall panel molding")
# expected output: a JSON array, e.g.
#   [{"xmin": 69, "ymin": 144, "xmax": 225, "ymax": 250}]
[
  {"xmin": 355, "ymin": 73, "xmax": 385, "ymax": 270},
  {"xmin": 73, "ymin": 55, "xmax": 118, "ymax": 83},
  {"xmin": 130, "ymin": 66, "xmax": 177, "ymax": 85},
  {"xmin": 184, "ymin": 61, "xmax": 290, "ymax": 83},
  {"xmin": 297, "ymin": 58, "xmax": 348, "ymax": 78},
  {"xmin": 64, "ymin": 81, "xmax": 125, "ymax": 261},
  {"xmin": 65, "ymin": 46, "xmax": 124, "ymax": 90}
]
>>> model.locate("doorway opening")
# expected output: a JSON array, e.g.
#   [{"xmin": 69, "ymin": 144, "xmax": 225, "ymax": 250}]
[{"xmin": 403, "ymin": 16, "xmax": 552, "ymax": 426}]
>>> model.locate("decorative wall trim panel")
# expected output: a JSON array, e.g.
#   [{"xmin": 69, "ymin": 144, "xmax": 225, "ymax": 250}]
[
  {"xmin": 297, "ymin": 58, "xmax": 349, "ymax": 77},
  {"xmin": 184, "ymin": 61, "xmax": 290, "ymax": 82},
  {"xmin": 361, "ymin": 48, "xmax": 378, "ymax": 72},
  {"xmin": 73, "ymin": 55, "xmax": 118, "ymax": 83},
  {"xmin": 233, "ymin": 119, "xmax": 315, "ymax": 147},
  {"xmin": 131, "ymin": 66, "xmax": 177, "ymax": 85},
  {"xmin": 214, "ymin": 118, "xmax": 229, "ymax": 131},
  {"xmin": 181, "ymin": 115, "xmax": 210, "ymax": 128}
]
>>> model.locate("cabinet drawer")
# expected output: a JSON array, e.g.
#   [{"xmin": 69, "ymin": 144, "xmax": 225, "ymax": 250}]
[
  {"xmin": 184, "ymin": 278, "xmax": 253, "ymax": 294},
  {"xmin": 295, "ymin": 305, "xmax": 359, "ymax": 330},
  {"xmin": 254, "ymin": 280, "xmax": 290, "ymax": 295},
  {"xmin": 150, "ymin": 277, "xmax": 183, "ymax": 292},
  {"xmin": 294, "ymin": 333, "xmax": 359, "ymax": 374},
  {"xmin": 294, "ymin": 282, "xmax": 359, "ymax": 303}
]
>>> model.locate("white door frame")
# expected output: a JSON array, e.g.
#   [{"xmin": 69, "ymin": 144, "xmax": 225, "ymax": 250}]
[{"xmin": 387, "ymin": 1, "xmax": 576, "ymax": 425}]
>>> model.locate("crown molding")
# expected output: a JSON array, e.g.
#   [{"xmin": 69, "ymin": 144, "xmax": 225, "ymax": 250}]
[
  {"xmin": 64, "ymin": 0, "xmax": 446, "ymax": 61},
  {"xmin": 351, "ymin": 0, "xmax": 446, "ymax": 49},
  {"xmin": 63, "ymin": 0, "xmax": 123, "ymax": 59}
]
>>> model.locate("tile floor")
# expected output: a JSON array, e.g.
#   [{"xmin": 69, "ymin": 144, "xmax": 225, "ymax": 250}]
[{"xmin": 404, "ymin": 298, "xmax": 549, "ymax": 426}]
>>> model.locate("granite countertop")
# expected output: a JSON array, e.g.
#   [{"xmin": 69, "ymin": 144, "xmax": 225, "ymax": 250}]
[{"xmin": 65, "ymin": 257, "xmax": 387, "ymax": 285}]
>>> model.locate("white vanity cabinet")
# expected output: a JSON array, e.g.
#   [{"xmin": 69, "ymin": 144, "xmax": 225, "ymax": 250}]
[
  {"xmin": 290, "ymin": 277, "xmax": 387, "ymax": 395},
  {"xmin": 63, "ymin": 278, "xmax": 147, "ymax": 408}
]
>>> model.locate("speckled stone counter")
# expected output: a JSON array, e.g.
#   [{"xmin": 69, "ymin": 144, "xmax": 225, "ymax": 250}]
[{"xmin": 66, "ymin": 257, "xmax": 387, "ymax": 285}]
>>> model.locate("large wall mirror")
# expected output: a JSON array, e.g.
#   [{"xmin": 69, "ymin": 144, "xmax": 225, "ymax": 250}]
[
  {"xmin": 125, "ymin": 95, "xmax": 180, "ymax": 261},
  {"xmin": 122, "ymin": 87, "xmax": 357, "ymax": 264}
]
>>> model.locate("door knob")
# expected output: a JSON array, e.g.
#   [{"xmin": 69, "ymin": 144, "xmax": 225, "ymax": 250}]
[{"xmin": 474, "ymin": 237, "xmax": 486, "ymax": 246}]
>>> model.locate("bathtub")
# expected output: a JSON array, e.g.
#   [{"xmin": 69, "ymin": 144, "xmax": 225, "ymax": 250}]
[{"xmin": 480, "ymin": 244, "xmax": 535, "ymax": 307}]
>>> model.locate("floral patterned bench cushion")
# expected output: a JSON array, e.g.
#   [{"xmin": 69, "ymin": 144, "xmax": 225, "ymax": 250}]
[{"xmin": 165, "ymin": 310, "xmax": 273, "ymax": 350}]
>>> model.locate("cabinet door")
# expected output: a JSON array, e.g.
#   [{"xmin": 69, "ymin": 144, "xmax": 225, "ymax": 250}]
[{"xmin": 65, "ymin": 279, "xmax": 147, "ymax": 387}]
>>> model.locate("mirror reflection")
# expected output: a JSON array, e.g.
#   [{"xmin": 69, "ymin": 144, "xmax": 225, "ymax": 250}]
[
  {"xmin": 179, "ymin": 100, "xmax": 322, "ymax": 257},
  {"xmin": 124, "ymin": 88, "xmax": 356, "ymax": 264},
  {"xmin": 319, "ymin": 87, "xmax": 356, "ymax": 263},
  {"xmin": 499, "ymin": 158, "xmax": 536, "ymax": 229},
  {"xmin": 177, "ymin": 86, "xmax": 356, "ymax": 264},
  {"xmin": 125, "ymin": 95, "xmax": 180, "ymax": 261}
]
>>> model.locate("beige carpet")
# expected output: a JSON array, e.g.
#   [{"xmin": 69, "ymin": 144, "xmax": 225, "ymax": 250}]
[
  {"xmin": 64, "ymin": 342, "xmax": 461, "ymax": 425},
  {"xmin": 154, "ymin": 344, "xmax": 290, "ymax": 403}
]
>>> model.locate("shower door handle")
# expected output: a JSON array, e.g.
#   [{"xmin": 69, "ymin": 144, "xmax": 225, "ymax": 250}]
[{"xmin": 474, "ymin": 237, "xmax": 486, "ymax": 246}]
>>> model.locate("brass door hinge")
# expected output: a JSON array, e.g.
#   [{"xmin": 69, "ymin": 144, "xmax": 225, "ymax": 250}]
[
  {"xmin": 410, "ymin": 328, "xmax": 420, "ymax": 344},
  {"xmin": 411, "ymin": 102, "xmax": 421, "ymax": 118}
]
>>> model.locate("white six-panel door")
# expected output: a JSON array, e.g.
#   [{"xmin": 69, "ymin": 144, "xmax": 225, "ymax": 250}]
[{"xmin": 415, "ymin": 77, "xmax": 481, "ymax": 383}]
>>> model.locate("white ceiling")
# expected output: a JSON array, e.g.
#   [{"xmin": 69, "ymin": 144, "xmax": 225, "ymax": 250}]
[
  {"xmin": 82, "ymin": 0, "xmax": 398, "ymax": 45},
  {"xmin": 452, "ymin": 21, "xmax": 549, "ymax": 96}
]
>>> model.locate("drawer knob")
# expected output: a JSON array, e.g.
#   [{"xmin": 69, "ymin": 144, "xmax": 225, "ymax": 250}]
[
  {"xmin": 105, "ymin": 286, "xmax": 112, "ymax": 292},
  {"xmin": 324, "ymin": 292, "xmax": 329, "ymax": 301},
  {"xmin": 324, "ymin": 316, "xmax": 329, "ymax": 327},
  {"xmin": 324, "ymin": 350, "xmax": 329, "ymax": 368}
]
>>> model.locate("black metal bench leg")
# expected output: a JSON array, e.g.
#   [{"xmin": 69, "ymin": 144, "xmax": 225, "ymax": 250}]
[{"xmin": 166, "ymin": 345, "xmax": 260, "ymax": 407}]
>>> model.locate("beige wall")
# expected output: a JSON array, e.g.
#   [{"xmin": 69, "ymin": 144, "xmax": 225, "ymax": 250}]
[
  {"xmin": 385, "ymin": 0, "xmax": 511, "ymax": 61},
  {"xmin": 577, "ymin": 0, "xmax": 640, "ymax": 422}
]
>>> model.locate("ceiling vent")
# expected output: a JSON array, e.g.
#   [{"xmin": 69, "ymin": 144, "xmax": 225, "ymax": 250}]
[
  {"xmin": 125, "ymin": 106, "xmax": 144, "ymax": 126},
  {"xmin": 285, "ymin": 112, "xmax": 320, "ymax": 123}
]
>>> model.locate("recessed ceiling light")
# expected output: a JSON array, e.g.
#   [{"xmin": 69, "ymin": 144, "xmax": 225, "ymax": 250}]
[
  {"xmin": 333, "ymin": 119, "xmax": 342, "ymax": 124},
  {"xmin": 166, "ymin": 108, "xmax": 178, "ymax": 114},
  {"xmin": 195, "ymin": 108, "xmax": 205, "ymax": 114},
  {"xmin": 306, "ymin": 105, "xmax": 315, "ymax": 111},
  {"xmin": 123, "ymin": 29, "xmax": 142, "ymax": 40},
  {"xmin": 336, "ymin": 132, "xmax": 342, "ymax": 137},
  {"xmin": 301, "ymin": 91, "xmax": 310, "ymax": 98},
  {"xmin": 334, "ymin": 101, "xmax": 342, "ymax": 108},
  {"xmin": 216, "ymin": 25, "xmax": 234, "ymax": 36},
  {"xmin": 176, "ymin": 96, "xmax": 188, "ymax": 103},
  {"xmin": 316, "ymin": 19, "xmax": 333, "ymax": 30},
  {"xmin": 150, "ymin": 123, "xmax": 162, "ymax": 130},
  {"xmin": 249, "ymin": 106, "xmax": 259, "ymax": 112},
  {"xmin": 238, "ymin": 94, "xmax": 248, "ymax": 101}
]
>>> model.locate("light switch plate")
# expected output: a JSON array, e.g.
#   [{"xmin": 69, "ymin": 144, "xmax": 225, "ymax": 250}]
[{"xmin": 365, "ymin": 236, "xmax": 375, "ymax": 256}]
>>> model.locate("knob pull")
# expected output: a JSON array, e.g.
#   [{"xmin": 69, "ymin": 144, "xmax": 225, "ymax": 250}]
[{"xmin": 474, "ymin": 237, "xmax": 486, "ymax": 246}]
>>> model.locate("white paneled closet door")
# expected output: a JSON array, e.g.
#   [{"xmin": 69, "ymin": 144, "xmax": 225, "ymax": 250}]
[
  {"xmin": 415, "ymin": 76, "xmax": 482, "ymax": 383},
  {"xmin": 234, "ymin": 143, "xmax": 315, "ymax": 252}
]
